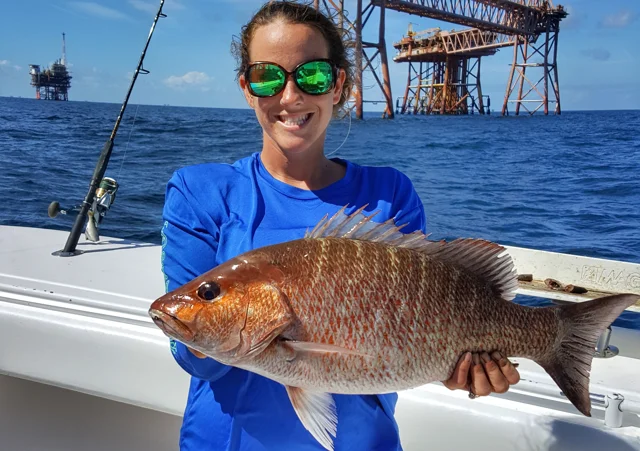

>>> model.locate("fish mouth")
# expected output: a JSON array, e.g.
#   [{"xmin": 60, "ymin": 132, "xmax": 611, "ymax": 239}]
[{"xmin": 149, "ymin": 309, "xmax": 195, "ymax": 342}]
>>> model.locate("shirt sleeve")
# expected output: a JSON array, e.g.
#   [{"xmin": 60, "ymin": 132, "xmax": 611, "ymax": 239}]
[
  {"xmin": 160, "ymin": 170, "xmax": 233, "ymax": 382},
  {"xmin": 390, "ymin": 170, "xmax": 428, "ymax": 235}
]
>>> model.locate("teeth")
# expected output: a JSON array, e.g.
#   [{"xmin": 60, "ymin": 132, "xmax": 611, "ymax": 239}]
[{"xmin": 280, "ymin": 114, "xmax": 310, "ymax": 126}]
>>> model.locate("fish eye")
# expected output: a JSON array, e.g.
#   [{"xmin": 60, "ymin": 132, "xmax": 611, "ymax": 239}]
[{"xmin": 197, "ymin": 282, "xmax": 220, "ymax": 301}]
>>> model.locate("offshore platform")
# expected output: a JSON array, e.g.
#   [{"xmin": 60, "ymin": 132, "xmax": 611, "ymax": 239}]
[
  {"xmin": 392, "ymin": 25, "xmax": 504, "ymax": 115},
  {"xmin": 29, "ymin": 33, "xmax": 72, "ymax": 101},
  {"xmin": 313, "ymin": 0, "xmax": 567, "ymax": 117}
]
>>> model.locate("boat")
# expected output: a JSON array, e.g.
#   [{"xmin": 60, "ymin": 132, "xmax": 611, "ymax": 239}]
[
  {"xmin": 2, "ymin": 2, "xmax": 639, "ymax": 450},
  {"xmin": 1, "ymin": 224, "xmax": 639, "ymax": 451}
]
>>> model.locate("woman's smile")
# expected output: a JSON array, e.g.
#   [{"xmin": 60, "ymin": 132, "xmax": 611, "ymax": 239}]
[{"xmin": 276, "ymin": 112, "xmax": 313, "ymax": 130}]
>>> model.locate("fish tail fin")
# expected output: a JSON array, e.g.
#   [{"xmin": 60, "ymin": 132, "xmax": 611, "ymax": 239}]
[{"xmin": 535, "ymin": 293, "xmax": 638, "ymax": 416}]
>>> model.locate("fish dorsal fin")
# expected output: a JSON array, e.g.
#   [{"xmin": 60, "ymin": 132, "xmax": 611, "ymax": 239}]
[
  {"xmin": 305, "ymin": 204, "xmax": 431, "ymax": 246},
  {"xmin": 428, "ymin": 238, "xmax": 519, "ymax": 301},
  {"xmin": 306, "ymin": 205, "xmax": 518, "ymax": 301}
]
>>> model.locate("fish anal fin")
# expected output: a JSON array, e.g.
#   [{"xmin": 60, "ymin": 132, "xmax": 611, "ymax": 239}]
[
  {"xmin": 537, "ymin": 293, "xmax": 640, "ymax": 416},
  {"xmin": 285, "ymin": 386, "xmax": 337, "ymax": 451}
]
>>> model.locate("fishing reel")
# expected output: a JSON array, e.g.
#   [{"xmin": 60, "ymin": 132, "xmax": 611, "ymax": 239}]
[
  {"xmin": 85, "ymin": 177, "xmax": 119, "ymax": 242},
  {"xmin": 48, "ymin": 177, "xmax": 119, "ymax": 243}
]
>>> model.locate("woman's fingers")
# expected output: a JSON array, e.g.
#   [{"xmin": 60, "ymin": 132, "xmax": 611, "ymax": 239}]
[
  {"xmin": 480, "ymin": 352, "xmax": 510, "ymax": 394},
  {"xmin": 491, "ymin": 351, "xmax": 521, "ymax": 385},
  {"xmin": 442, "ymin": 352, "xmax": 472, "ymax": 390},
  {"xmin": 470, "ymin": 353, "xmax": 493, "ymax": 396},
  {"xmin": 443, "ymin": 351, "xmax": 521, "ymax": 397},
  {"xmin": 188, "ymin": 347, "xmax": 207, "ymax": 358}
]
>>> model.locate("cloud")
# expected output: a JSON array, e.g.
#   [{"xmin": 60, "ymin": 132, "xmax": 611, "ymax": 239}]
[
  {"xmin": 163, "ymin": 71, "xmax": 212, "ymax": 90},
  {"xmin": 69, "ymin": 2, "xmax": 131, "ymax": 20},
  {"xmin": 128, "ymin": 0, "xmax": 156, "ymax": 14},
  {"xmin": 0, "ymin": 60, "xmax": 22, "ymax": 71},
  {"xmin": 580, "ymin": 48, "xmax": 611, "ymax": 61},
  {"xmin": 560, "ymin": 4, "xmax": 584, "ymax": 30},
  {"xmin": 163, "ymin": 0, "xmax": 185, "ymax": 10},
  {"xmin": 600, "ymin": 10, "xmax": 637, "ymax": 28}
]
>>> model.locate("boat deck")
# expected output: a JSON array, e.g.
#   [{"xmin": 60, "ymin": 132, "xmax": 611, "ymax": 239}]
[{"xmin": 1, "ymin": 225, "xmax": 640, "ymax": 450}]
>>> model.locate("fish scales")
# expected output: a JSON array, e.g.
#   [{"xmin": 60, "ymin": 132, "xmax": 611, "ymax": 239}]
[
  {"xmin": 240, "ymin": 237, "xmax": 557, "ymax": 394},
  {"xmin": 149, "ymin": 206, "xmax": 640, "ymax": 451}
]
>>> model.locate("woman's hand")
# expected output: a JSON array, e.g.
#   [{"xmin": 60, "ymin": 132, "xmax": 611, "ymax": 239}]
[
  {"xmin": 188, "ymin": 347, "xmax": 207, "ymax": 359},
  {"xmin": 442, "ymin": 351, "xmax": 520, "ymax": 397}
]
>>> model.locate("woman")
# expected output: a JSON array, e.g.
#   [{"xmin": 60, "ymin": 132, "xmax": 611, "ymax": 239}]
[{"xmin": 160, "ymin": 1, "xmax": 520, "ymax": 450}]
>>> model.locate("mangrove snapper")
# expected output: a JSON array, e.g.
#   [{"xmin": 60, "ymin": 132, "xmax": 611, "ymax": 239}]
[{"xmin": 149, "ymin": 205, "xmax": 639, "ymax": 450}]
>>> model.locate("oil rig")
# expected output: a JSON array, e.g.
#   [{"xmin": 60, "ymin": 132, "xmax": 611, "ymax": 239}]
[
  {"xmin": 392, "ymin": 25, "xmax": 507, "ymax": 115},
  {"xmin": 313, "ymin": 0, "xmax": 567, "ymax": 117},
  {"xmin": 29, "ymin": 33, "xmax": 72, "ymax": 101}
]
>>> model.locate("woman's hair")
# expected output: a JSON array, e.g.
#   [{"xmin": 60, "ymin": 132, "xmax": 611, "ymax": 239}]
[{"xmin": 231, "ymin": 0, "xmax": 354, "ymax": 115}]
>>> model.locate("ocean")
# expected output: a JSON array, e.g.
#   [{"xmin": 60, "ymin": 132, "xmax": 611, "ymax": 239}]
[{"xmin": 0, "ymin": 96, "xmax": 638, "ymax": 328}]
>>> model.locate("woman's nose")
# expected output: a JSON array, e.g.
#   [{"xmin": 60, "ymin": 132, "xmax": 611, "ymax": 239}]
[{"xmin": 280, "ymin": 77, "xmax": 304, "ymax": 106}]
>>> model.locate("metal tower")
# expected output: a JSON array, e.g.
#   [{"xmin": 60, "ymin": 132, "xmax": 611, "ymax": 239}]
[
  {"xmin": 314, "ymin": 0, "xmax": 567, "ymax": 117},
  {"xmin": 501, "ymin": 5, "xmax": 567, "ymax": 115},
  {"xmin": 62, "ymin": 32, "xmax": 67, "ymax": 66},
  {"xmin": 315, "ymin": 0, "xmax": 394, "ymax": 119}
]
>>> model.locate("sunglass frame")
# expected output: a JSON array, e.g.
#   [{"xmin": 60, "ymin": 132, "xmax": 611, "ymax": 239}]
[{"xmin": 244, "ymin": 58, "xmax": 337, "ymax": 97}]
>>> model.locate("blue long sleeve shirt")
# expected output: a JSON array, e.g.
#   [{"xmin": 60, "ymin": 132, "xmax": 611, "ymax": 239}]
[{"xmin": 161, "ymin": 151, "xmax": 427, "ymax": 451}]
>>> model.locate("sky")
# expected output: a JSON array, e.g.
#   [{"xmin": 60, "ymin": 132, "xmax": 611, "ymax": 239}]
[{"xmin": 0, "ymin": 0, "xmax": 638, "ymax": 111}]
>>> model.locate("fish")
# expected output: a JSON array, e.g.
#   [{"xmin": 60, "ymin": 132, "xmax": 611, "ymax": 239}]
[{"xmin": 149, "ymin": 205, "xmax": 639, "ymax": 451}]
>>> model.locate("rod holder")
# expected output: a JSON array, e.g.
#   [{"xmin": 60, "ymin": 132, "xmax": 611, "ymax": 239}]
[
  {"xmin": 594, "ymin": 326, "xmax": 619, "ymax": 359},
  {"xmin": 604, "ymin": 394, "xmax": 624, "ymax": 428}
]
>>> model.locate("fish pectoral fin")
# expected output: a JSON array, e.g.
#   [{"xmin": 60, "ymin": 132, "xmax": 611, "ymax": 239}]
[
  {"xmin": 283, "ymin": 340, "xmax": 371, "ymax": 358},
  {"xmin": 285, "ymin": 386, "xmax": 337, "ymax": 451}
]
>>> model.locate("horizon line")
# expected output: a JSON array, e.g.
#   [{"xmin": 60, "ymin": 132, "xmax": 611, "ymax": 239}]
[{"xmin": 1, "ymin": 96, "xmax": 639, "ymax": 113}]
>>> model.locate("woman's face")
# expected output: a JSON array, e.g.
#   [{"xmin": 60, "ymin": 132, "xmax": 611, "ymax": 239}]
[{"xmin": 240, "ymin": 21, "xmax": 345, "ymax": 157}]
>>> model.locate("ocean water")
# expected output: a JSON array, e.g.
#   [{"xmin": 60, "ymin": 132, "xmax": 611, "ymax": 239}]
[{"xmin": 0, "ymin": 96, "xmax": 638, "ymax": 328}]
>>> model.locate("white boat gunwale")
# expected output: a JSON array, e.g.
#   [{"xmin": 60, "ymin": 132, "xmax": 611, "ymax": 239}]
[{"xmin": 2, "ymin": 224, "xmax": 640, "ymax": 450}]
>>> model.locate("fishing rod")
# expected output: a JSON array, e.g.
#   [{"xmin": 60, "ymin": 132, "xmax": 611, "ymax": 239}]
[{"xmin": 51, "ymin": 0, "xmax": 166, "ymax": 257}]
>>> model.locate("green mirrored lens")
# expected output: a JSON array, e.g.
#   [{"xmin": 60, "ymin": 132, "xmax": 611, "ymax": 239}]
[
  {"xmin": 296, "ymin": 61, "xmax": 333, "ymax": 94},
  {"xmin": 248, "ymin": 64, "xmax": 285, "ymax": 96}
]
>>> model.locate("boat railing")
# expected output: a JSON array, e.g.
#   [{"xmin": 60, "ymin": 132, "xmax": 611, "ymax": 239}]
[
  {"xmin": 507, "ymin": 377, "xmax": 640, "ymax": 428},
  {"xmin": 504, "ymin": 245, "xmax": 640, "ymax": 311}
]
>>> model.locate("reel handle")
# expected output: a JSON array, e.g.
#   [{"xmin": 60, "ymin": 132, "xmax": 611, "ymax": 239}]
[
  {"xmin": 48, "ymin": 201, "xmax": 62, "ymax": 218},
  {"xmin": 48, "ymin": 201, "xmax": 79, "ymax": 218}
]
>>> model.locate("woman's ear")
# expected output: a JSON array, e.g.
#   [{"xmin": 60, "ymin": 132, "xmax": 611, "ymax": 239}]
[
  {"xmin": 332, "ymin": 68, "xmax": 347, "ymax": 105},
  {"xmin": 239, "ymin": 75, "xmax": 255, "ymax": 109}
]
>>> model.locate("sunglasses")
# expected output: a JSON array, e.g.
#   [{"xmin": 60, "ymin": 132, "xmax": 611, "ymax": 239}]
[{"xmin": 244, "ymin": 59, "xmax": 336, "ymax": 97}]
